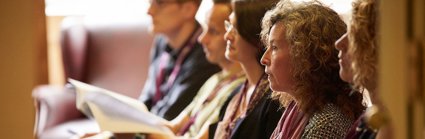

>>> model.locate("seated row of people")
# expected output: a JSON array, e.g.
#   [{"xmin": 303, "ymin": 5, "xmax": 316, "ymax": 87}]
[{"xmin": 82, "ymin": 0, "xmax": 390, "ymax": 138}]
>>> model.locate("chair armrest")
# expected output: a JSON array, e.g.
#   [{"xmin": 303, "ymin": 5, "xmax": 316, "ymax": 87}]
[{"xmin": 32, "ymin": 85, "xmax": 85, "ymax": 137}]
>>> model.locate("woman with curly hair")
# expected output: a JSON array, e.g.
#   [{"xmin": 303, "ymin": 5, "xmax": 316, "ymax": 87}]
[
  {"xmin": 335, "ymin": 0, "xmax": 392, "ymax": 138},
  {"xmin": 260, "ymin": 1, "xmax": 364, "ymax": 138},
  {"xmin": 213, "ymin": 0, "xmax": 283, "ymax": 138}
]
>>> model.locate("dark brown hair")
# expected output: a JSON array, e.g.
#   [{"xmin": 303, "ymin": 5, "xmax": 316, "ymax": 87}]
[{"xmin": 232, "ymin": 0, "xmax": 278, "ymax": 63}]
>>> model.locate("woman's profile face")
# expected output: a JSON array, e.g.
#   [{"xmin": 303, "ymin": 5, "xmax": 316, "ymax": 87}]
[
  {"xmin": 261, "ymin": 22, "xmax": 294, "ymax": 92},
  {"xmin": 224, "ymin": 13, "xmax": 259, "ymax": 64},
  {"xmin": 335, "ymin": 33, "xmax": 354, "ymax": 83}
]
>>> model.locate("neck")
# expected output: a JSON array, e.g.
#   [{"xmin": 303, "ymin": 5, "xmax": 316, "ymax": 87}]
[
  {"xmin": 219, "ymin": 60, "xmax": 242, "ymax": 76},
  {"xmin": 240, "ymin": 60, "xmax": 263, "ymax": 87},
  {"xmin": 366, "ymin": 85, "xmax": 382, "ymax": 106},
  {"xmin": 166, "ymin": 21, "xmax": 197, "ymax": 50}
]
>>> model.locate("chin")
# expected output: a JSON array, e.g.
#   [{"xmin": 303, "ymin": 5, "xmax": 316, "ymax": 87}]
[
  {"xmin": 339, "ymin": 71, "xmax": 353, "ymax": 83},
  {"xmin": 150, "ymin": 26, "xmax": 167, "ymax": 35},
  {"xmin": 206, "ymin": 58, "xmax": 218, "ymax": 64},
  {"xmin": 149, "ymin": 28, "xmax": 161, "ymax": 35},
  {"xmin": 225, "ymin": 54, "xmax": 237, "ymax": 62},
  {"xmin": 269, "ymin": 83, "xmax": 281, "ymax": 92},
  {"xmin": 148, "ymin": 26, "xmax": 156, "ymax": 34}
]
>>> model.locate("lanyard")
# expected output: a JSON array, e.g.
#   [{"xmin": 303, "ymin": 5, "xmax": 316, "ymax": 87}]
[
  {"xmin": 153, "ymin": 26, "xmax": 201, "ymax": 105},
  {"xmin": 177, "ymin": 72, "xmax": 244, "ymax": 135},
  {"xmin": 225, "ymin": 73, "xmax": 267, "ymax": 136}
]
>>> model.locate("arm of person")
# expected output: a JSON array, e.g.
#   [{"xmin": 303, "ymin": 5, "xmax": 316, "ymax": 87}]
[
  {"xmin": 192, "ymin": 120, "xmax": 211, "ymax": 139},
  {"xmin": 192, "ymin": 102, "xmax": 224, "ymax": 139},
  {"xmin": 169, "ymin": 105, "xmax": 191, "ymax": 133}
]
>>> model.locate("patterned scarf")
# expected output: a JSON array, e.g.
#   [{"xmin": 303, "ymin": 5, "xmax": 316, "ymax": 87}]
[{"xmin": 270, "ymin": 101, "xmax": 309, "ymax": 139}]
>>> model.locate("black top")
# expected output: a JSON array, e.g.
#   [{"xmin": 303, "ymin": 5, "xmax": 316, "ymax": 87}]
[
  {"xmin": 139, "ymin": 26, "xmax": 221, "ymax": 120},
  {"xmin": 229, "ymin": 91, "xmax": 283, "ymax": 139}
]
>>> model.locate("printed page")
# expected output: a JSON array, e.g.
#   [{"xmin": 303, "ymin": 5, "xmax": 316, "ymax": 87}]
[
  {"xmin": 69, "ymin": 79, "xmax": 174, "ymax": 136},
  {"xmin": 85, "ymin": 92, "xmax": 173, "ymax": 136},
  {"xmin": 69, "ymin": 79, "xmax": 148, "ymax": 115}
]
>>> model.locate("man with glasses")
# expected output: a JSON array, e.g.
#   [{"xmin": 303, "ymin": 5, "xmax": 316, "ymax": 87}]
[{"xmin": 139, "ymin": 0, "xmax": 220, "ymax": 121}]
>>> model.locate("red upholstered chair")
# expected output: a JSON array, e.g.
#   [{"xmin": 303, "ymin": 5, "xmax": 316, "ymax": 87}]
[{"xmin": 32, "ymin": 16, "xmax": 154, "ymax": 139}]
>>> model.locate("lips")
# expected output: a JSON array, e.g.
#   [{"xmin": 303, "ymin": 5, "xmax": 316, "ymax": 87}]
[
  {"xmin": 202, "ymin": 48, "xmax": 210, "ymax": 55},
  {"xmin": 338, "ymin": 54, "xmax": 347, "ymax": 68},
  {"xmin": 266, "ymin": 72, "xmax": 273, "ymax": 83},
  {"xmin": 338, "ymin": 51, "xmax": 343, "ymax": 59},
  {"xmin": 264, "ymin": 68, "xmax": 271, "ymax": 77},
  {"xmin": 202, "ymin": 45, "xmax": 210, "ymax": 55},
  {"xmin": 337, "ymin": 51, "xmax": 346, "ymax": 65}
]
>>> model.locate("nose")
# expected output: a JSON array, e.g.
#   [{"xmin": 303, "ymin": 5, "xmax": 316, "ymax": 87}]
[
  {"xmin": 147, "ymin": 3, "xmax": 156, "ymax": 16},
  {"xmin": 261, "ymin": 47, "xmax": 271, "ymax": 66},
  {"xmin": 335, "ymin": 33, "xmax": 348, "ymax": 51}
]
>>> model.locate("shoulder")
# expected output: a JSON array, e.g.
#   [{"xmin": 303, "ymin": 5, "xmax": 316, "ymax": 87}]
[{"xmin": 302, "ymin": 104, "xmax": 353, "ymax": 138}]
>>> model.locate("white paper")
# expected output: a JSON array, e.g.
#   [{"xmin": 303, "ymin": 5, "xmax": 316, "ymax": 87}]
[{"xmin": 69, "ymin": 78, "xmax": 174, "ymax": 136}]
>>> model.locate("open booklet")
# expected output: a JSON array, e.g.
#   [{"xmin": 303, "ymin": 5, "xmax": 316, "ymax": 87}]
[{"xmin": 68, "ymin": 78, "xmax": 175, "ymax": 137}]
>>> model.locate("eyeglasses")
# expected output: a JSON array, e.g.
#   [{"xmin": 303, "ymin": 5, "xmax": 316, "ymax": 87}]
[
  {"xmin": 149, "ymin": 0, "xmax": 179, "ymax": 7},
  {"xmin": 224, "ymin": 20, "xmax": 237, "ymax": 34}
]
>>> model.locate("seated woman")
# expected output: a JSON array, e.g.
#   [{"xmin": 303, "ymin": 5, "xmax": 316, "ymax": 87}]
[
  {"xmin": 260, "ymin": 1, "xmax": 364, "ymax": 138},
  {"xmin": 213, "ymin": 0, "xmax": 283, "ymax": 138},
  {"xmin": 335, "ymin": 0, "xmax": 392, "ymax": 138}
]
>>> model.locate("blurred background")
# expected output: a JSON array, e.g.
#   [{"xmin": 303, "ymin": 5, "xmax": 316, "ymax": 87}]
[{"xmin": 0, "ymin": 0, "xmax": 423, "ymax": 138}]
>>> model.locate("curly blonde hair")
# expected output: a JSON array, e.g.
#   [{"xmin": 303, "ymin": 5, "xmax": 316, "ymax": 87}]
[
  {"xmin": 261, "ymin": 1, "xmax": 364, "ymax": 118},
  {"xmin": 349, "ymin": 0, "xmax": 378, "ymax": 91}
]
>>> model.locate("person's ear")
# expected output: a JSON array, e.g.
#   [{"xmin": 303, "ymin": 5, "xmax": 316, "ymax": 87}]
[{"xmin": 180, "ymin": 1, "xmax": 199, "ymax": 20}]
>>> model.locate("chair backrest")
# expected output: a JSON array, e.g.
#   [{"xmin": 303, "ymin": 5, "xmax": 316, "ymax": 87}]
[{"xmin": 61, "ymin": 16, "xmax": 153, "ymax": 98}]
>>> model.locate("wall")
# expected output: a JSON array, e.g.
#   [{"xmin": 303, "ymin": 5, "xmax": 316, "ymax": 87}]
[
  {"xmin": 0, "ymin": 0, "xmax": 47, "ymax": 138},
  {"xmin": 47, "ymin": 16, "xmax": 65, "ymax": 85},
  {"xmin": 380, "ymin": 0, "xmax": 425, "ymax": 138}
]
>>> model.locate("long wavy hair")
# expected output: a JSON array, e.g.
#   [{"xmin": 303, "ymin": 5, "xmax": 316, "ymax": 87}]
[
  {"xmin": 349, "ymin": 0, "xmax": 378, "ymax": 91},
  {"xmin": 261, "ymin": 1, "xmax": 364, "ymax": 118}
]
